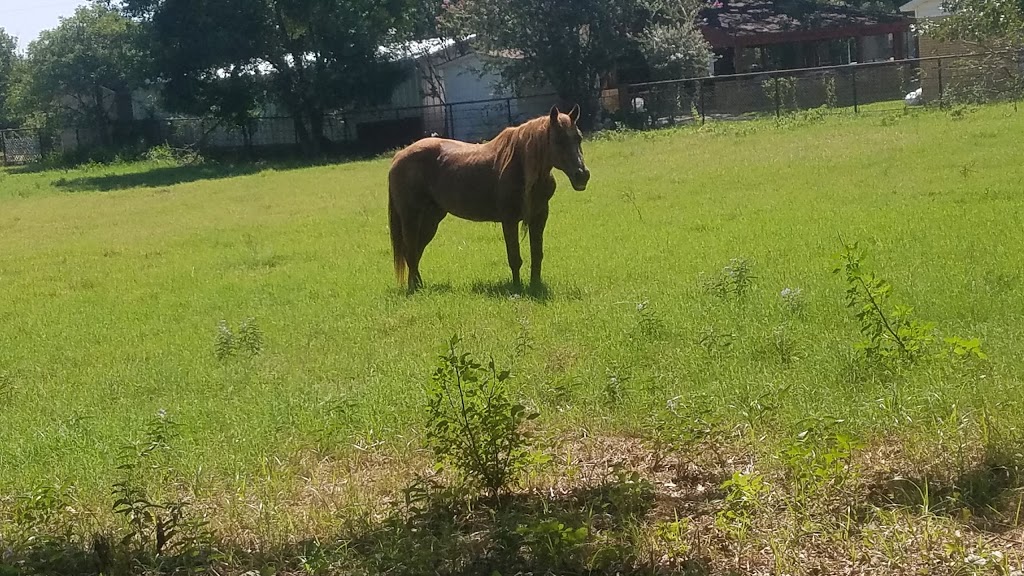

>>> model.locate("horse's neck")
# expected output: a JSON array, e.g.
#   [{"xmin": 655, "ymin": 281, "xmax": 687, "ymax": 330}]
[{"xmin": 513, "ymin": 127, "xmax": 551, "ymax": 188}]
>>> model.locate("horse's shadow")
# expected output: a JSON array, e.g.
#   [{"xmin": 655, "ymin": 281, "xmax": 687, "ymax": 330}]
[{"xmin": 468, "ymin": 280, "xmax": 575, "ymax": 303}]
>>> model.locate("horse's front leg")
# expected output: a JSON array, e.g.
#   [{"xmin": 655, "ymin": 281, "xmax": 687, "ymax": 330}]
[
  {"xmin": 502, "ymin": 221, "xmax": 523, "ymax": 290},
  {"xmin": 528, "ymin": 206, "xmax": 549, "ymax": 287}
]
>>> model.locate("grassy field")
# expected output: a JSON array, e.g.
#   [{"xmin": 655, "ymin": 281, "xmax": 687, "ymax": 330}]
[{"xmin": 2, "ymin": 104, "xmax": 1024, "ymax": 575}]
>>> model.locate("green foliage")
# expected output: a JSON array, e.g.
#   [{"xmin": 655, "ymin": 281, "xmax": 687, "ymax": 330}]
[
  {"xmin": 214, "ymin": 317, "xmax": 263, "ymax": 360},
  {"xmin": 634, "ymin": 0, "xmax": 713, "ymax": 81},
  {"xmin": 144, "ymin": 143, "xmax": 202, "ymax": 166},
  {"xmin": 441, "ymin": 0, "xmax": 709, "ymax": 125},
  {"xmin": 716, "ymin": 471, "xmax": 768, "ymax": 541},
  {"xmin": 926, "ymin": 0, "xmax": 1024, "ymax": 45},
  {"xmin": 633, "ymin": 300, "xmax": 663, "ymax": 340},
  {"xmin": 425, "ymin": 336, "xmax": 539, "ymax": 497},
  {"xmin": 515, "ymin": 518, "xmax": 588, "ymax": 569},
  {"xmin": 112, "ymin": 410, "xmax": 217, "ymax": 570},
  {"xmin": 17, "ymin": 3, "xmax": 149, "ymax": 141},
  {"xmin": 833, "ymin": 240, "xmax": 936, "ymax": 366},
  {"xmin": 763, "ymin": 77, "xmax": 799, "ymax": 112},
  {"xmin": 644, "ymin": 395, "xmax": 726, "ymax": 469},
  {"xmin": 781, "ymin": 417, "xmax": 864, "ymax": 505},
  {"xmin": 707, "ymin": 257, "xmax": 756, "ymax": 299},
  {"xmin": 779, "ymin": 287, "xmax": 806, "ymax": 315},
  {"xmin": 0, "ymin": 28, "xmax": 21, "ymax": 128},
  {"xmin": 127, "ymin": 0, "xmax": 414, "ymax": 153},
  {"xmin": 823, "ymin": 73, "xmax": 838, "ymax": 109}
]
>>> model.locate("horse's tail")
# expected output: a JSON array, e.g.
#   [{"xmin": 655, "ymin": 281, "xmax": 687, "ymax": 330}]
[{"xmin": 388, "ymin": 193, "xmax": 407, "ymax": 287}]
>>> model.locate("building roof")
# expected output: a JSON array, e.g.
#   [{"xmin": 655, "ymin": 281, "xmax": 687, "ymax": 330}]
[
  {"xmin": 700, "ymin": 0, "xmax": 912, "ymax": 47},
  {"xmin": 378, "ymin": 36, "xmax": 475, "ymax": 62},
  {"xmin": 899, "ymin": 0, "xmax": 949, "ymax": 18}
]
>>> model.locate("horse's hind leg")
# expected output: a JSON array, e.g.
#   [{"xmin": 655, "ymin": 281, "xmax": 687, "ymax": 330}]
[
  {"xmin": 528, "ymin": 206, "xmax": 549, "ymax": 287},
  {"xmin": 405, "ymin": 203, "xmax": 445, "ymax": 292},
  {"xmin": 502, "ymin": 221, "xmax": 523, "ymax": 289}
]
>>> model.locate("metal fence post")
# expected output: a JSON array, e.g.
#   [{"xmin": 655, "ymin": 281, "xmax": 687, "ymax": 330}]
[
  {"xmin": 1, "ymin": 131, "xmax": 6, "ymax": 165},
  {"xmin": 937, "ymin": 57, "xmax": 945, "ymax": 109},
  {"xmin": 774, "ymin": 76, "xmax": 781, "ymax": 117},
  {"xmin": 699, "ymin": 81, "xmax": 706, "ymax": 125},
  {"xmin": 852, "ymin": 66, "xmax": 859, "ymax": 114},
  {"xmin": 447, "ymin": 103, "xmax": 455, "ymax": 139},
  {"xmin": 506, "ymin": 98, "xmax": 513, "ymax": 126}
]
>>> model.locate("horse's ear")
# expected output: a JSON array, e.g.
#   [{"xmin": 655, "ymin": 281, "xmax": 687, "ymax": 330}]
[
  {"xmin": 549, "ymin": 105, "xmax": 560, "ymax": 125},
  {"xmin": 568, "ymin": 104, "xmax": 580, "ymax": 123}
]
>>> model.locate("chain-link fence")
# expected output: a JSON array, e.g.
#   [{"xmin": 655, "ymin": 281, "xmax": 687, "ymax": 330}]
[
  {"xmin": 21, "ymin": 51, "xmax": 1023, "ymax": 164},
  {"xmin": 617, "ymin": 51, "xmax": 1022, "ymax": 128},
  {"xmin": 1, "ymin": 129, "xmax": 45, "ymax": 165}
]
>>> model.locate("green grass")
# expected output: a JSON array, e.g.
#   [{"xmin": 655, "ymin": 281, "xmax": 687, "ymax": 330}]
[{"xmin": 2, "ymin": 104, "xmax": 1024, "ymax": 573}]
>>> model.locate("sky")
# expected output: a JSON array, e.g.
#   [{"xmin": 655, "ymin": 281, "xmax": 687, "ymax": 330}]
[{"xmin": 1, "ymin": 0, "xmax": 87, "ymax": 51}]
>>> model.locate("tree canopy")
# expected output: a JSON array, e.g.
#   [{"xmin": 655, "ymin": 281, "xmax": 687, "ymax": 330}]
[
  {"xmin": 0, "ymin": 28, "xmax": 20, "ymax": 128},
  {"xmin": 124, "ymin": 0, "xmax": 422, "ymax": 152},
  {"xmin": 18, "ymin": 2, "xmax": 150, "ymax": 143},
  {"xmin": 439, "ymin": 0, "xmax": 711, "ymax": 127},
  {"xmin": 928, "ymin": 0, "xmax": 1024, "ymax": 47}
]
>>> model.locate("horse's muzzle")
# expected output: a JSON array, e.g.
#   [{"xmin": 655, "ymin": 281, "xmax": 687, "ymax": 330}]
[{"xmin": 571, "ymin": 167, "xmax": 591, "ymax": 191}]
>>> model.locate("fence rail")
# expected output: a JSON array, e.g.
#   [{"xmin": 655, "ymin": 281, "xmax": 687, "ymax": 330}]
[{"xmin": 2, "ymin": 51, "xmax": 1020, "ymax": 166}]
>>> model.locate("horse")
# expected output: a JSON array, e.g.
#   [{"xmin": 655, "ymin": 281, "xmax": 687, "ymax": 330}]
[{"xmin": 387, "ymin": 104, "xmax": 591, "ymax": 293}]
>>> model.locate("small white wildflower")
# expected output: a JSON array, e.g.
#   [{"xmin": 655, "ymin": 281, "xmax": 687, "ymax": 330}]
[
  {"xmin": 636, "ymin": 300, "xmax": 648, "ymax": 312},
  {"xmin": 157, "ymin": 408, "xmax": 167, "ymax": 419},
  {"xmin": 781, "ymin": 288, "xmax": 792, "ymax": 298}
]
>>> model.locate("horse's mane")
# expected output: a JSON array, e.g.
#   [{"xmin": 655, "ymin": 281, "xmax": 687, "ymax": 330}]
[{"xmin": 487, "ymin": 115, "xmax": 552, "ymax": 228}]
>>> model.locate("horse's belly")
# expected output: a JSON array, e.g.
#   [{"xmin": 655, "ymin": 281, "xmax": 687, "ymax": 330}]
[{"xmin": 430, "ymin": 180, "xmax": 515, "ymax": 223}]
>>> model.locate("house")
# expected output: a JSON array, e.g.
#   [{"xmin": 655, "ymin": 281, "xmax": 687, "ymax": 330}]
[
  {"xmin": 700, "ymin": 0, "xmax": 914, "ymax": 74},
  {"xmin": 356, "ymin": 36, "xmax": 554, "ymax": 148}
]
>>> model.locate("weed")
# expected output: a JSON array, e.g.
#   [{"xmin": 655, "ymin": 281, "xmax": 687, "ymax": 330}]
[
  {"xmin": 634, "ymin": 300, "xmax": 663, "ymax": 339},
  {"xmin": 833, "ymin": 239, "xmax": 935, "ymax": 366},
  {"xmin": 425, "ymin": 336, "xmax": 539, "ymax": 498},
  {"xmin": 824, "ymin": 74, "xmax": 838, "ymax": 108},
  {"xmin": 516, "ymin": 518, "xmax": 588, "ymax": 570},
  {"xmin": 770, "ymin": 323, "xmax": 800, "ymax": 365},
  {"xmin": 237, "ymin": 317, "xmax": 264, "ymax": 356},
  {"xmin": 214, "ymin": 317, "xmax": 263, "ymax": 360},
  {"xmin": 716, "ymin": 471, "xmax": 769, "ymax": 541},
  {"xmin": 646, "ymin": 395, "xmax": 726, "ymax": 469},
  {"xmin": 622, "ymin": 189, "xmax": 644, "ymax": 221},
  {"xmin": 603, "ymin": 366, "xmax": 629, "ymax": 406},
  {"xmin": 512, "ymin": 316, "xmax": 533, "ymax": 365},
  {"xmin": 697, "ymin": 325, "xmax": 734, "ymax": 354},
  {"xmin": 779, "ymin": 286, "xmax": 806, "ymax": 315},
  {"xmin": 112, "ymin": 410, "xmax": 217, "ymax": 571},
  {"xmin": 781, "ymin": 417, "xmax": 864, "ymax": 508},
  {"xmin": 214, "ymin": 320, "xmax": 234, "ymax": 360},
  {"xmin": 0, "ymin": 372, "xmax": 12, "ymax": 409},
  {"xmin": 706, "ymin": 257, "xmax": 756, "ymax": 299}
]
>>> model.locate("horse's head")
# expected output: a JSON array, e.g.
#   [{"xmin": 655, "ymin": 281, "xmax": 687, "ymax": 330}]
[{"xmin": 548, "ymin": 105, "xmax": 591, "ymax": 191}]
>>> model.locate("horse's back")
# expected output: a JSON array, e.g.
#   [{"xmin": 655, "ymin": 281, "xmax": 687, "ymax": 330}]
[{"xmin": 389, "ymin": 136, "xmax": 516, "ymax": 222}]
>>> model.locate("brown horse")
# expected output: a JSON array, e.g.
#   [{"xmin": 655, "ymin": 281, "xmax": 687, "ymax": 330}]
[{"xmin": 387, "ymin": 105, "xmax": 591, "ymax": 293}]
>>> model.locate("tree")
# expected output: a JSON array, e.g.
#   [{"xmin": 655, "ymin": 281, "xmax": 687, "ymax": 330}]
[
  {"xmin": 0, "ymin": 28, "xmax": 20, "ymax": 128},
  {"xmin": 18, "ymin": 2, "xmax": 150, "ymax": 146},
  {"xmin": 126, "ymin": 0, "xmax": 420, "ymax": 154},
  {"xmin": 926, "ymin": 0, "xmax": 1024, "ymax": 102},
  {"xmin": 928, "ymin": 0, "xmax": 1024, "ymax": 47},
  {"xmin": 439, "ymin": 0, "xmax": 710, "ymax": 128},
  {"xmin": 634, "ymin": 0, "xmax": 713, "ymax": 81}
]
